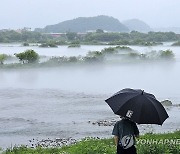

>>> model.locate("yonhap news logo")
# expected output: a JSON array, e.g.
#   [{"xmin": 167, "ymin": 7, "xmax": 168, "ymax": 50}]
[{"xmin": 136, "ymin": 139, "xmax": 180, "ymax": 145}]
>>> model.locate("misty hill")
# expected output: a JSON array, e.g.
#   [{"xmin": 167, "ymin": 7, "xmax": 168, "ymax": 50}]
[
  {"xmin": 123, "ymin": 19, "xmax": 152, "ymax": 33},
  {"xmin": 35, "ymin": 15, "xmax": 129, "ymax": 33}
]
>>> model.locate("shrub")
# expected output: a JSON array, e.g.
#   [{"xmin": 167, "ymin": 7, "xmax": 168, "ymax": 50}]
[
  {"xmin": 68, "ymin": 44, "xmax": 81, "ymax": 48},
  {"xmin": 159, "ymin": 50, "xmax": 175, "ymax": 59},
  {"xmin": 15, "ymin": 50, "xmax": 39, "ymax": 63},
  {"xmin": 0, "ymin": 54, "xmax": 8, "ymax": 64},
  {"xmin": 22, "ymin": 42, "xmax": 29, "ymax": 46}
]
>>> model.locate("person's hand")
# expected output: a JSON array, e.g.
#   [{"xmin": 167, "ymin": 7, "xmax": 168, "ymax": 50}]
[{"xmin": 114, "ymin": 136, "xmax": 119, "ymax": 146}]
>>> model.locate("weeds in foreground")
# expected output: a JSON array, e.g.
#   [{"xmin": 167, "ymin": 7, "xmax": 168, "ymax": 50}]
[{"xmin": 4, "ymin": 131, "xmax": 180, "ymax": 154}]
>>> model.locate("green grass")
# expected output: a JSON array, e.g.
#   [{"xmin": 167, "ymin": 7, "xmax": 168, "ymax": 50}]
[
  {"xmin": 3, "ymin": 131, "xmax": 180, "ymax": 154},
  {"xmin": 136, "ymin": 131, "xmax": 180, "ymax": 154}
]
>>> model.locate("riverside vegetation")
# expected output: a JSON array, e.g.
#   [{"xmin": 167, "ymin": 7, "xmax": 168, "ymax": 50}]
[
  {"xmin": 172, "ymin": 41, "xmax": 180, "ymax": 46},
  {"xmin": 1, "ymin": 30, "xmax": 180, "ymax": 46},
  {"xmin": 0, "ymin": 46, "xmax": 175, "ymax": 69},
  {"xmin": 3, "ymin": 131, "xmax": 180, "ymax": 154}
]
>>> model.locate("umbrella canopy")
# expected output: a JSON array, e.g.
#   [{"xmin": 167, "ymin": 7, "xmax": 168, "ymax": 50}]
[{"xmin": 105, "ymin": 88, "xmax": 169, "ymax": 125}]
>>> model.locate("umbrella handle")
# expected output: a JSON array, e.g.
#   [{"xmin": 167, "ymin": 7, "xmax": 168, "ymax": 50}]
[{"xmin": 141, "ymin": 90, "xmax": 144, "ymax": 95}]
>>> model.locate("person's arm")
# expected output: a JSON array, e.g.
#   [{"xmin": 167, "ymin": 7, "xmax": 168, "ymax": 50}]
[
  {"xmin": 114, "ymin": 135, "xmax": 119, "ymax": 146},
  {"xmin": 112, "ymin": 122, "xmax": 119, "ymax": 146}
]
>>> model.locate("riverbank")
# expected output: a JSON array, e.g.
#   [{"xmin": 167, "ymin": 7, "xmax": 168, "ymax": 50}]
[
  {"xmin": 2, "ymin": 131, "xmax": 180, "ymax": 154},
  {"xmin": 0, "ymin": 88, "xmax": 179, "ymax": 149}
]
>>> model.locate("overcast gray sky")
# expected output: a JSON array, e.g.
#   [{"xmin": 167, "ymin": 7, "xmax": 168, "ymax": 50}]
[{"xmin": 0, "ymin": 0, "xmax": 180, "ymax": 29}]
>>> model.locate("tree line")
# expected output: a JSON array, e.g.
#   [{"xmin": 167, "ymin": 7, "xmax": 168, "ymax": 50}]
[
  {"xmin": 0, "ymin": 30, "xmax": 180, "ymax": 45},
  {"xmin": 0, "ymin": 30, "xmax": 51, "ymax": 43}
]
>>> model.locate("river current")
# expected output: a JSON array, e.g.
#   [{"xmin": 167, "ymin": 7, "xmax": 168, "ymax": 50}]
[{"xmin": 0, "ymin": 43, "xmax": 180, "ymax": 148}]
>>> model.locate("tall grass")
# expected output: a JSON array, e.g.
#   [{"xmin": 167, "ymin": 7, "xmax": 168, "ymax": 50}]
[{"xmin": 3, "ymin": 131, "xmax": 180, "ymax": 154}]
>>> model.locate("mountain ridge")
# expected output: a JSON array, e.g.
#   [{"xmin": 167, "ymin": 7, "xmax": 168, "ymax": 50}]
[
  {"xmin": 122, "ymin": 19, "xmax": 152, "ymax": 32},
  {"xmin": 35, "ymin": 15, "xmax": 129, "ymax": 33}
]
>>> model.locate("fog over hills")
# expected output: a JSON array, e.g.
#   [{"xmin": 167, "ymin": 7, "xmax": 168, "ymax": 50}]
[
  {"xmin": 1, "ymin": 0, "xmax": 180, "ymax": 30},
  {"xmin": 35, "ymin": 16, "xmax": 154, "ymax": 33},
  {"xmin": 122, "ymin": 19, "xmax": 152, "ymax": 33},
  {"xmin": 153, "ymin": 27, "xmax": 180, "ymax": 34},
  {"xmin": 35, "ymin": 15, "xmax": 180, "ymax": 34},
  {"xmin": 35, "ymin": 16, "xmax": 129, "ymax": 33}
]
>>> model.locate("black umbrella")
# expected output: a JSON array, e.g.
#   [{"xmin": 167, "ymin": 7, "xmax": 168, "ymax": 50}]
[{"xmin": 105, "ymin": 88, "xmax": 169, "ymax": 125}]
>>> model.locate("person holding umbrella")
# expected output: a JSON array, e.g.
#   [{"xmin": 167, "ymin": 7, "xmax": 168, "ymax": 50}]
[
  {"xmin": 112, "ymin": 116, "xmax": 139, "ymax": 154},
  {"xmin": 105, "ymin": 88, "xmax": 169, "ymax": 154}
]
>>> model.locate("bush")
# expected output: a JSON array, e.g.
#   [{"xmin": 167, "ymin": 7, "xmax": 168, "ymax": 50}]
[
  {"xmin": 68, "ymin": 44, "xmax": 81, "ymax": 48},
  {"xmin": 22, "ymin": 42, "xmax": 29, "ymax": 46},
  {"xmin": 87, "ymin": 51, "xmax": 104, "ymax": 57},
  {"xmin": 101, "ymin": 47, "xmax": 117, "ymax": 54},
  {"xmin": 68, "ymin": 56, "xmax": 78, "ymax": 63},
  {"xmin": 83, "ymin": 56, "xmax": 101, "ymax": 63},
  {"xmin": 0, "ymin": 54, "xmax": 8, "ymax": 64},
  {"xmin": 159, "ymin": 50, "xmax": 175, "ymax": 59},
  {"xmin": 15, "ymin": 50, "xmax": 39, "ymax": 63}
]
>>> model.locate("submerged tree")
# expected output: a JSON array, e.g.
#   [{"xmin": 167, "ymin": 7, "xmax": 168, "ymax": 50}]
[
  {"xmin": 0, "ymin": 54, "xmax": 8, "ymax": 64},
  {"xmin": 96, "ymin": 29, "xmax": 104, "ymax": 33},
  {"xmin": 15, "ymin": 49, "xmax": 39, "ymax": 64},
  {"xmin": 22, "ymin": 42, "xmax": 29, "ymax": 46},
  {"xmin": 159, "ymin": 50, "xmax": 175, "ymax": 59}
]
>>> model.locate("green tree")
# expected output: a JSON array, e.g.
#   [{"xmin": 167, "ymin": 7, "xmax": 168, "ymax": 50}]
[
  {"xmin": 0, "ymin": 54, "xmax": 8, "ymax": 64},
  {"xmin": 66, "ymin": 32, "xmax": 78, "ymax": 40},
  {"xmin": 68, "ymin": 56, "xmax": 78, "ymax": 62},
  {"xmin": 15, "ymin": 50, "xmax": 39, "ymax": 63},
  {"xmin": 22, "ymin": 42, "xmax": 29, "ymax": 46},
  {"xmin": 96, "ymin": 29, "xmax": 104, "ymax": 33},
  {"xmin": 159, "ymin": 50, "xmax": 174, "ymax": 59}
]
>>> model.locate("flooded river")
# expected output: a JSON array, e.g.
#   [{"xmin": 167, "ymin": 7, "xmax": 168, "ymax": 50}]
[{"xmin": 0, "ymin": 44, "xmax": 180, "ymax": 148}]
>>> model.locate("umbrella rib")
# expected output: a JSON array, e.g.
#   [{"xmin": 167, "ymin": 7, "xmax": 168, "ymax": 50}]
[
  {"xmin": 120, "ymin": 95, "xmax": 162, "ymax": 124},
  {"xmin": 145, "ymin": 96, "xmax": 165, "ymax": 125},
  {"xmin": 136, "ymin": 99, "xmax": 144, "ymax": 124},
  {"xmin": 117, "ymin": 94, "xmax": 139, "ymax": 108},
  {"xmin": 115, "ymin": 94, "xmax": 140, "ymax": 114}
]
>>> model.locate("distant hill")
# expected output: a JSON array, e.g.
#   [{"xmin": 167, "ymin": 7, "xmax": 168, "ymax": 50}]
[
  {"xmin": 35, "ymin": 15, "xmax": 129, "ymax": 33},
  {"xmin": 122, "ymin": 19, "xmax": 152, "ymax": 33}
]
